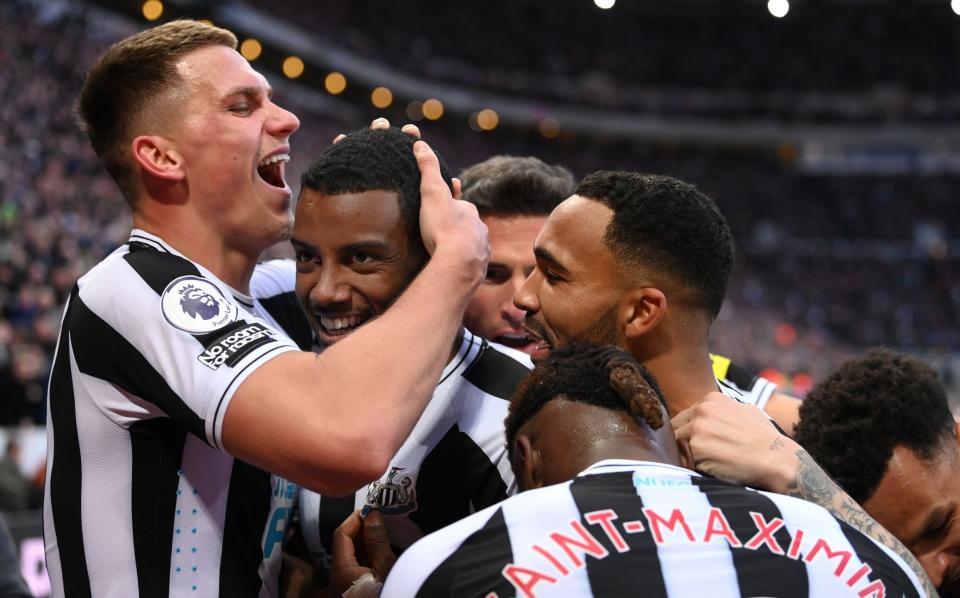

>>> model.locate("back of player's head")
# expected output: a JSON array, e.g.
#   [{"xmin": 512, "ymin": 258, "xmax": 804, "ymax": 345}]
[
  {"xmin": 78, "ymin": 19, "xmax": 237, "ymax": 204},
  {"xmin": 574, "ymin": 171, "xmax": 734, "ymax": 318},
  {"xmin": 300, "ymin": 128, "xmax": 454, "ymax": 260},
  {"xmin": 460, "ymin": 156, "xmax": 575, "ymax": 218},
  {"xmin": 794, "ymin": 348, "xmax": 955, "ymax": 503},
  {"xmin": 504, "ymin": 343, "xmax": 666, "ymax": 464}
]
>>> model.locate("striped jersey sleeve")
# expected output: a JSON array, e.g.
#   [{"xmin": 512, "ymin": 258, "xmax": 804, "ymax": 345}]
[
  {"xmin": 298, "ymin": 332, "xmax": 531, "ymax": 565},
  {"xmin": 382, "ymin": 460, "xmax": 924, "ymax": 598},
  {"xmin": 711, "ymin": 353, "xmax": 777, "ymax": 410},
  {"xmin": 249, "ymin": 259, "xmax": 314, "ymax": 351}
]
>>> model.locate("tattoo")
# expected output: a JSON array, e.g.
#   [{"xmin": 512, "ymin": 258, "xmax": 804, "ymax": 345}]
[
  {"xmin": 768, "ymin": 437, "xmax": 786, "ymax": 452},
  {"xmin": 785, "ymin": 449, "xmax": 937, "ymax": 597}
]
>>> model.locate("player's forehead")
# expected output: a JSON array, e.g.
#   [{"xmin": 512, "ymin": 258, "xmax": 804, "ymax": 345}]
[
  {"xmin": 176, "ymin": 44, "xmax": 270, "ymax": 100},
  {"xmin": 536, "ymin": 196, "xmax": 614, "ymax": 269},
  {"xmin": 294, "ymin": 189, "xmax": 407, "ymax": 244}
]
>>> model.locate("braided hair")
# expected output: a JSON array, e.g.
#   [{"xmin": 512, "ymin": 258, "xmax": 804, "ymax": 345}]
[{"xmin": 505, "ymin": 343, "xmax": 666, "ymax": 463}]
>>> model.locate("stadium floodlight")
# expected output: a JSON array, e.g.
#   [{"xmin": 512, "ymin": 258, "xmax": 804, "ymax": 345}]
[
  {"xmin": 594, "ymin": 0, "xmax": 616, "ymax": 9},
  {"xmin": 953, "ymin": 0, "xmax": 960, "ymax": 16},
  {"xmin": 767, "ymin": 0, "xmax": 789, "ymax": 18}
]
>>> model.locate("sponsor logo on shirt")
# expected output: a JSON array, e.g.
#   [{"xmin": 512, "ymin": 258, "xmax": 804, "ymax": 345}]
[
  {"xmin": 363, "ymin": 466, "xmax": 418, "ymax": 516},
  {"xmin": 161, "ymin": 276, "xmax": 238, "ymax": 334},
  {"xmin": 198, "ymin": 323, "xmax": 276, "ymax": 369}
]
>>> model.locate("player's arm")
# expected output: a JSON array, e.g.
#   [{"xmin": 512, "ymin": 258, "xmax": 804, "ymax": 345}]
[
  {"xmin": 764, "ymin": 392, "xmax": 801, "ymax": 437},
  {"xmin": 673, "ymin": 393, "xmax": 938, "ymax": 597},
  {"xmin": 224, "ymin": 140, "xmax": 489, "ymax": 496}
]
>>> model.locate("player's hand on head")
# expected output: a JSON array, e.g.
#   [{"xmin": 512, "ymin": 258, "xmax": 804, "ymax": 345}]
[
  {"xmin": 672, "ymin": 392, "xmax": 799, "ymax": 490},
  {"xmin": 330, "ymin": 510, "xmax": 397, "ymax": 596},
  {"xmin": 414, "ymin": 139, "xmax": 489, "ymax": 282}
]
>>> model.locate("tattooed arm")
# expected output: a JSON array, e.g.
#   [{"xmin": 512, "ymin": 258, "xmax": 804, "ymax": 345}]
[
  {"xmin": 781, "ymin": 448, "xmax": 937, "ymax": 597},
  {"xmin": 673, "ymin": 392, "xmax": 936, "ymax": 597}
]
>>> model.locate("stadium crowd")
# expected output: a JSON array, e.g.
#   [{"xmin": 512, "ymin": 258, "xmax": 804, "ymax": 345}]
[
  {"xmin": 1, "ymin": 0, "xmax": 958, "ymax": 435},
  {"xmin": 2, "ymin": 2, "xmax": 960, "ymax": 597},
  {"xmin": 248, "ymin": 0, "xmax": 960, "ymax": 122}
]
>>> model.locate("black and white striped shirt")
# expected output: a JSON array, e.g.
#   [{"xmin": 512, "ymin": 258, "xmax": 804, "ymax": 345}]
[
  {"xmin": 711, "ymin": 354, "xmax": 778, "ymax": 411},
  {"xmin": 382, "ymin": 460, "xmax": 924, "ymax": 598},
  {"xmin": 298, "ymin": 330, "xmax": 531, "ymax": 563},
  {"xmin": 249, "ymin": 260, "xmax": 533, "ymax": 562},
  {"xmin": 43, "ymin": 230, "xmax": 300, "ymax": 598}
]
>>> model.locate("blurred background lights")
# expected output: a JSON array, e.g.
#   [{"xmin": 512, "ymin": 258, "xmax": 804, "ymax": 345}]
[
  {"xmin": 539, "ymin": 117, "xmax": 561, "ymax": 138},
  {"xmin": 239, "ymin": 39, "xmax": 262, "ymax": 61},
  {"xmin": 141, "ymin": 0, "xmax": 163, "ymax": 21},
  {"xmin": 594, "ymin": 0, "xmax": 616, "ymax": 9},
  {"xmin": 282, "ymin": 56, "xmax": 305, "ymax": 79},
  {"xmin": 406, "ymin": 101, "xmax": 424, "ymax": 121},
  {"xmin": 953, "ymin": 0, "xmax": 960, "ymax": 15},
  {"xmin": 476, "ymin": 108, "xmax": 499, "ymax": 131},
  {"xmin": 767, "ymin": 0, "xmax": 789, "ymax": 18},
  {"xmin": 371, "ymin": 86, "xmax": 393, "ymax": 109},
  {"xmin": 324, "ymin": 71, "xmax": 347, "ymax": 94},
  {"xmin": 422, "ymin": 98, "xmax": 444, "ymax": 120}
]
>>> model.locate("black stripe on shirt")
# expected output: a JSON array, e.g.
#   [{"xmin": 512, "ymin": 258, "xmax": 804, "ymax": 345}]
[
  {"xmin": 317, "ymin": 495, "xmax": 356, "ymax": 560},
  {"xmin": 69, "ymin": 296, "xmax": 207, "ymax": 443},
  {"xmin": 124, "ymin": 244, "xmax": 202, "ymax": 297},
  {"xmin": 416, "ymin": 507, "xmax": 515, "ymax": 598},
  {"xmin": 570, "ymin": 471, "xmax": 669, "ymax": 598},
  {"xmin": 408, "ymin": 424, "xmax": 509, "ymax": 538},
  {"xmin": 47, "ymin": 292, "xmax": 92, "ymax": 598},
  {"xmin": 837, "ymin": 520, "xmax": 921, "ymax": 598},
  {"xmin": 693, "ymin": 476, "xmax": 809, "ymax": 597},
  {"xmin": 218, "ymin": 460, "xmax": 273, "ymax": 598},
  {"xmin": 129, "ymin": 419, "xmax": 187, "ymax": 598},
  {"xmin": 256, "ymin": 291, "xmax": 313, "ymax": 351},
  {"xmin": 462, "ymin": 342, "xmax": 530, "ymax": 400}
]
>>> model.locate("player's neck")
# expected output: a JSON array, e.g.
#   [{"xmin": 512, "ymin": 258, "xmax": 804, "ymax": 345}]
[
  {"xmin": 642, "ymin": 346, "xmax": 718, "ymax": 418},
  {"xmin": 581, "ymin": 437, "xmax": 681, "ymax": 469},
  {"xmin": 132, "ymin": 212, "xmax": 260, "ymax": 293}
]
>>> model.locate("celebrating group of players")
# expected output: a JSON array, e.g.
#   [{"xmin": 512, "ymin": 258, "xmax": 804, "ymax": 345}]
[{"xmin": 42, "ymin": 18, "xmax": 958, "ymax": 598}]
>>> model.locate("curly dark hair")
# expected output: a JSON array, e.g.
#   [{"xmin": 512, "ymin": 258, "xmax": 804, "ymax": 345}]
[
  {"xmin": 794, "ymin": 348, "xmax": 954, "ymax": 503},
  {"xmin": 460, "ymin": 155, "xmax": 575, "ymax": 217},
  {"xmin": 504, "ymin": 343, "xmax": 666, "ymax": 464},
  {"xmin": 300, "ymin": 127, "xmax": 454, "ymax": 259},
  {"xmin": 574, "ymin": 171, "xmax": 734, "ymax": 317}
]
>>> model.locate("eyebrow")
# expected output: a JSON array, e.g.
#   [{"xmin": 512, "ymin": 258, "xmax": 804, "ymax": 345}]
[
  {"xmin": 533, "ymin": 246, "xmax": 568, "ymax": 273},
  {"xmin": 911, "ymin": 505, "xmax": 954, "ymax": 545},
  {"xmin": 290, "ymin": 237, "xmax": 392, "ymax": 254},
  {"xmin": 222, "ymin": 85, "xmax": 272, "ymax": 102}
]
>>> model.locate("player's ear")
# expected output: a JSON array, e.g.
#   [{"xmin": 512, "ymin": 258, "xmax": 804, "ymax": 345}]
[
  {"xmin": 451, "ymin": 177, "xmax": 462, "ymax": 200},
  {"xmin": 512, "ymin": 435, "xmax": 542, "ymax": 491},
  {"xmin": 131, "ymin": 134, "xmax": 186, "ymax": 183},
  {"xmin": 620, "ymin": 287, "xmax": 667, "ymax": 340}
]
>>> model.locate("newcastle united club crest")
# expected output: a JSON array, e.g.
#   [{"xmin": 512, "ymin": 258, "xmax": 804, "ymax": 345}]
[{"xmin": 362, "ymin": 466, "xmax": 417, "ymax": 516}]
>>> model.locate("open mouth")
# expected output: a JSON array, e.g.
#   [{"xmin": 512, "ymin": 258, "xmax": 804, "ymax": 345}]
[
  {"xmin": 257, "ymin": 153, "xmax": 289, "ymax": 189},
  {"xmin": 316, "ymin": 312, "xmax": 372, "ymax": 342}
]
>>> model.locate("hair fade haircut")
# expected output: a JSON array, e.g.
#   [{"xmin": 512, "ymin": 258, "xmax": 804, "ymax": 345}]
[
  {"xmin": 794, "ymin": 348, "xmax": 955, "ymax": 503},
  {"xmin": 460, "ymin": 155, "xmax": 575, "ymax": 217},
  {"xmin": 574, "ymin": 171, "xmax": 734, "ymax": 318},
  {"xmin": 77, "ymin": 20, "xmax": 238, "ymax": 203},
  {"xmin": 504, "ymin": 343, "xmax": 666, "ymax": 464},
  {"xmin": 300, "ymin": 127, "xmax": 454, "ymax": 261}
]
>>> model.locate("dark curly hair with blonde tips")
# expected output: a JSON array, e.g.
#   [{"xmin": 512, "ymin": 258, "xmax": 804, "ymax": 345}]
[
  {"xmin": 794, "ymin": 348, "xmax": 954, "ymax": 503},
  {"xmin": 300, "ymin": 127, "xmax": 454, "ymax": 262},
  {"xmin": 504, "ymin": 343, "xmax": 666, "ymax": 463}
]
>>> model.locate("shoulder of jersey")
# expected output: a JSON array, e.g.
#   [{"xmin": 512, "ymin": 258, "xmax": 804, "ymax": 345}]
[
  {"xmin": 250, "ymin": 258, "xmax": 296, "ymax": 299},
  {"xmin": 484, "ymin": 340, "xmax": 534, "ymax": 370}
]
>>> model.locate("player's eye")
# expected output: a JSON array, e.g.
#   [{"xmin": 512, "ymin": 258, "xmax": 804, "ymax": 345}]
[
  {"xmin": 485, "ymin": 267, "xmax": 510, "ymax": 284},
  {"xmin": 228, "ymin": 102, "xmax": 252, "ymax": 114},
  {"xmin": 352, "ymin": 252, "xmax": 374, "ymax": 265},
  {"xmin": 294, "ymin": 249, "xmax": 316, "ymax": 263}
]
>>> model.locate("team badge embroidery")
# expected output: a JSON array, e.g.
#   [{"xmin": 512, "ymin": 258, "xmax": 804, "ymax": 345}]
[
  {"xmin": 161, "ymin": 276, "xmax": 238, "ymax": 334},
  {"xmin": 362, "ymin": 466, "xmax": 417, "ymax": 516}
]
